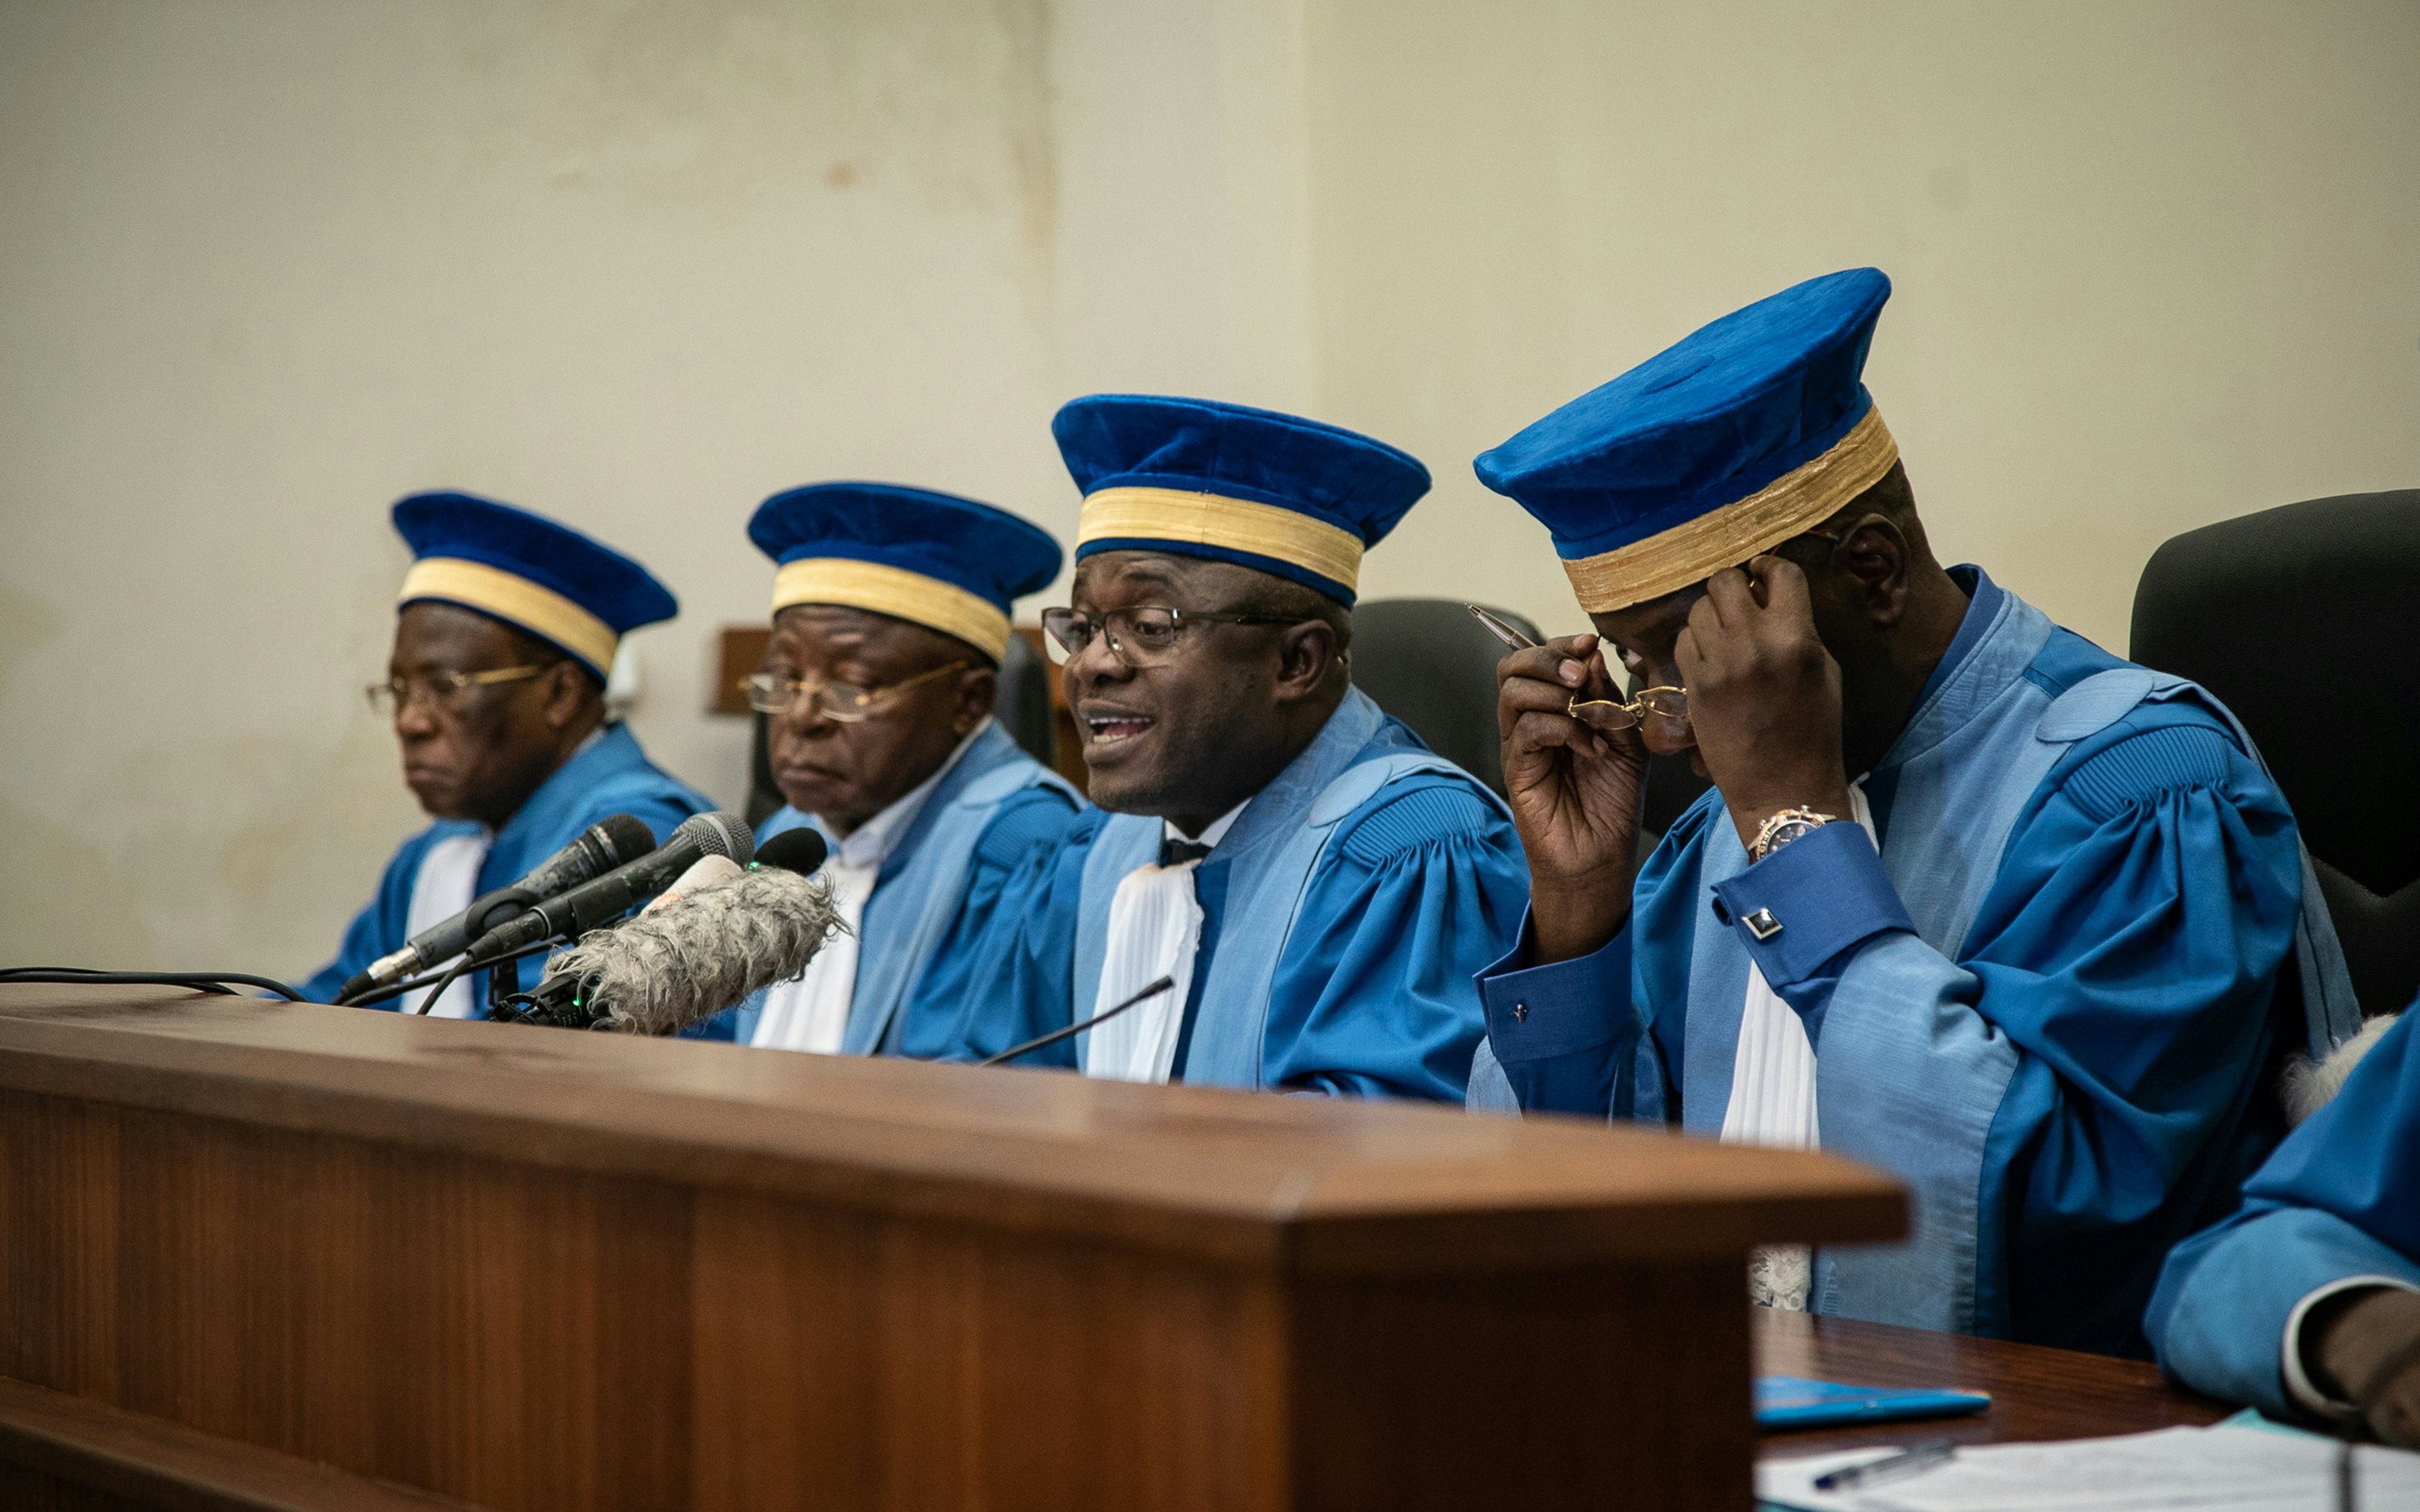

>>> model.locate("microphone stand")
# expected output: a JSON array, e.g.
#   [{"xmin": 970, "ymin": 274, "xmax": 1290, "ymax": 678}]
[{"xmin": 976, "ymin": 976, "xmax": 1177, "ymax": 1068}]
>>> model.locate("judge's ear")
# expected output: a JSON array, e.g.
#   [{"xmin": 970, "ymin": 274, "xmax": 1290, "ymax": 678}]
[
  {"xmin": 540, "ymin": 661, "xmax": 599, "ymax": 732},
  {"xmin": 1272, "ymin": 619, "xmax": 1342, "ymax": 705},
  {"xmin": 951, "ymin": 664, "xmax": 999, "ymax": 737},
  {"xmin": 1821, "ymin": 513, "xmax": 1913, "ymax": 631}
]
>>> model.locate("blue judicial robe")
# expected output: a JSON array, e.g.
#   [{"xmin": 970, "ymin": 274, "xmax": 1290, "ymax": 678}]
[
  {"xmin": 920, "ymin": 686, "xmax": 1531, "ymax": 1099},
  {"xmin": 302, "ymin": 723, "xmax": 715, "ymax": 1011},
  {"xmin": 1469, "ymin": 568, "xmax": 2359, "ymax": 1354},
  {"xmin": 696, "ymin": 721, "xmax": 1082, "ymax": 1052},
  {"xmin": 2147, "ymin": 1008, "xmax": 2420, "ymax": 1419}
]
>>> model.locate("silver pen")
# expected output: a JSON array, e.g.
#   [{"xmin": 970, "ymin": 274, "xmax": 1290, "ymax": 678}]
[
  {"xmin": 1811, "ymin": 1439, "xmax": 1958, "ymax": 1493},
  {"xmin": 1466, "ymin": 603, "xmax": 1539, "ymax": 652}
]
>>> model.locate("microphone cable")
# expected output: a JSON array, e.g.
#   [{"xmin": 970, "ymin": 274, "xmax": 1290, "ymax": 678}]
[
  {"xmin": 976, "ymin": 976, "xmax": 1177, "ymax": 1068},
  {"xmin": 0, "ymin": 966, "xmax": 308, "ymax": 1001}
]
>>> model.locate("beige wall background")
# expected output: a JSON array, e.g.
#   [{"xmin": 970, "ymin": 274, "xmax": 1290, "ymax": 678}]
[{"xmin": 2, "ymin": 0, "xmax": 2415, "ymax": 977}]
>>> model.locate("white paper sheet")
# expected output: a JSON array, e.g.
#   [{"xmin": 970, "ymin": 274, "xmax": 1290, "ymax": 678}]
[{"xmin": 1759, "ymin": 1424, "xmax": 2420, "ymax": 1512}]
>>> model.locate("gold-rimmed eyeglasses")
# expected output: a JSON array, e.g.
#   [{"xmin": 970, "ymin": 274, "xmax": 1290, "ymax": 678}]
[
  {"xmin": 365, "ymin": 663, "xmax": 557, "ymax": 717},
  {"xmin": 742, "ymin": 660, "xmax": 968, "ymax": 722},
  {"xmin": 1567, "ymin": 685, "xmax": 1690, "ymax": 734}
]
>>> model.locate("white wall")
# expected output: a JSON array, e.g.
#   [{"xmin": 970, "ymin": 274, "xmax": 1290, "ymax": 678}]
[{"xmin": 3, "ymin": 0, "xmax": 2415, "ymax": 976}]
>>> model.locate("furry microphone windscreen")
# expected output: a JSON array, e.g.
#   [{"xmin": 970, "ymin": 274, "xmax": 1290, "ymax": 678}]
[
  {"xmin": 2281, "ymin": 1010, "xmax": 2402, "ymax": 1126},
  {"xmin": 546, "ymin": 866, "xmax": 843, "ymax": 1035}
]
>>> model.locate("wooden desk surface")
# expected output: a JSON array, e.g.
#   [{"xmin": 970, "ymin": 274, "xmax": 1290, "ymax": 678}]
[
  {"xmin": 1754, "ymin": 1310, "xmax": 2231, "ymax": 1457},
  {"xmin": 0, "ymin": 983, "xmax": 1901, "ymax": 1275},
  {"xmin": 0, "ymin": 983, "xmax": 1909, "ymax": 1510}
]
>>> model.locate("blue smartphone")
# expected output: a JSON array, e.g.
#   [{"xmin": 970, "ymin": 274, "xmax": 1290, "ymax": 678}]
[{"xmin": 1755, "ymin": 1375, "xmax": 1992, "ymax": 1431}]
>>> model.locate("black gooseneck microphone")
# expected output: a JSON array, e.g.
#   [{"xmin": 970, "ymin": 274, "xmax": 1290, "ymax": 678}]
[
  {"xmin": 451, "ymin": 811, "xmax": 757, "ymax": 974},
  {"xmin": 975, "ymin": 976, "xmax": 1178, "ymax": 1068},
  {"xmin": 337, "ymin": 813, "xmax": 657, "ymax": 1002}
]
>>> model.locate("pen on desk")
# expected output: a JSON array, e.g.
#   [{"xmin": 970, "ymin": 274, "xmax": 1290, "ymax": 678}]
[
  {"xmin": 1465, "ymin": 603, "xmax": 1538, "ymax": 652},
  {"xmin": 1811, "ymin": 1439, "xmax": 1958, "ymax": 1493}
]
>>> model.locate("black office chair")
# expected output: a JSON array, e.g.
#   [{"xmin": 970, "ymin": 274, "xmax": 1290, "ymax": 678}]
[
  {"xmin": 2130, "ymin": 489, "xmax": 2420, "ymax": 1018},
  {"xmin": 744, "ymin": 631, "xmax": 1061, "ymax": 828},
  {"xmin": 1348, "ymin": 598, "xmax": 1712, "ymax": 831},
  {"xmin": 1350, "ymin": 598, "xmax": 1540, "ymax": 800}
]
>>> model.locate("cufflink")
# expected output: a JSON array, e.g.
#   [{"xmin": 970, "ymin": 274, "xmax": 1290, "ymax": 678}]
[{"xmin": 1743, "ymin": 908, "xmax": 1783, "ymax": 941}]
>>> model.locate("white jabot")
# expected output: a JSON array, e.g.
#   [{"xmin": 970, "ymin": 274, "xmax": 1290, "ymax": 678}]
[
  {"xmin": 752, "ymin": 722, "xmax": 988, "ymax": 1054},
  {"xmin": 1083, "ymin": 802, "xmax": 1245, "ymax": 1084},
  {"xmin": 1723, "ymin": 781, "xmax": 1877, "ymax": 1310},
  {"xmin": 403, "ymin": 831, "xmax": 491, "ymax": 1018}
]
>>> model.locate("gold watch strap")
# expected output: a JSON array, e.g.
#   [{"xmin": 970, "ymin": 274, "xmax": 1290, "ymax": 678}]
[{"xmin": 1749, "ymin": 806, "xmax": 1841, "ymax": 863}]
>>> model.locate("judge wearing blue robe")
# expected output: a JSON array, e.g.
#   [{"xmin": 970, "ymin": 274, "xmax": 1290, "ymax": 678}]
[
  {"xmin": 303, "ymin": 493, "xmax": 713, "ymax": 1014},
  {"xmin": 918, "ymin": 395, "xmax": 1530, "ymax": 1098},
  {"xmin": 2148, "ymin": 1007, "xmax": 2420, "ymax": 1443},
  {"xmin": 1465, "ymin": 269, "xmax": 2358, "ymax": 1355},
  {"xmin": 691, "ymin": 483, "xmax": 1080, "ymax": 1055}
]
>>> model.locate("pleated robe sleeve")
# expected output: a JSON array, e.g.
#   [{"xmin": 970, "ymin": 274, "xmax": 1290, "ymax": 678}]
[
  {"xmin": 907, "ymin": 808, "xmax": 1102, "ymax": 1067},
  {"xmin": 1262, "ymin": 777, "xmax": 1530, "ymax": 1101},
  {"xmin": 296, "ymin": 823, "xmax": 468, "ymax": 1003},
  {"xmin": 1715, "ymin": 710, "xmax": 2305, "ymax": 1351},
  {"xmin": 891, "ymin": 787, "xmax": 1090, "ymax": 1061},
  {"xmin": 2147, "ymin": 1009, "xmax": 2420, "ymax": 1418}
]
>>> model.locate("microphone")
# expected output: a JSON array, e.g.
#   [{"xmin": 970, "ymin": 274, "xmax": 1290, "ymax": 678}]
[
  {"xmin": 497, "ymin": 832, "xmax": 840, "ymax": 1034},
  {"xmin": 338, "ymin": 813, "xmax": 657, "ymax": 1002},
  {"xmin": 976, "ymin": 976, "xmax": 1178, "ymax": 1068},
  {"xmin": 640, "ymin": 827, "xmax": 828, "ymax": 917},
  {"xmin": 457, "ymin": 811, "xmax": 757, "ymax": 970}
]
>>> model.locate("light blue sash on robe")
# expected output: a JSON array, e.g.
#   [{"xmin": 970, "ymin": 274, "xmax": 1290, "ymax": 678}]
[
  {"xmin": 728, "ymin": 722, "xmax": 1075, "ymax": 1052},
  {"xmin": 1070, "ymin": 687, "xmax": 1510, "ymax": 1089}
]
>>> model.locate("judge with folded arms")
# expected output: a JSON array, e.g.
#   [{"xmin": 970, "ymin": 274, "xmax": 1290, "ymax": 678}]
[
  {"xmin": 703, "ymin": 483, "xmax": 1080, "ymax": 1056},
  {"xmin": 1467, "ymin": 269, "xmax": 2356, "ymax": 1354},
  {"xmin": 303, "ymin": 493, "xmax": 713, "ymax": 1014},
  {"xmin": 921, "ymin": 395, "xmax": 1529, "ymax": 1097},
  {"xmin": 2149, "ymin": 1008, "xmax": 2419, "ymax": 1445}
]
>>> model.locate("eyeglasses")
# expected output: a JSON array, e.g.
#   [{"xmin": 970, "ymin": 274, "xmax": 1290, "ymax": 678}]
[
  {"xmin": 365, "ymin": 663, "xmax": 557, "ymax": 717},
  {"xmin": 1039, "ymin": 605, "xmax": 1304, "ymax": 667},
  {"xmin": 1567, "ymin": 685, "xmax": 1690, "ymax": 734},
  {"xmin": 742, "ymin": 659, "xmax": 968, "ymax": 721}
]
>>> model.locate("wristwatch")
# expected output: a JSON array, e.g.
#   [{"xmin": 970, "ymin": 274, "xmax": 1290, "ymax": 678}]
[{"xmin": 1749, "ymin": 806, "xmax": 1838, "ymax": 863}]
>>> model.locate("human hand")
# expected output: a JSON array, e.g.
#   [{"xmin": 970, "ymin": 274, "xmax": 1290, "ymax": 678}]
[
  {"xmin": 2310, "ymin": 1285, "xmax": 2420, "ymax": 1447},
  {"xmin": 1496, "ymin": 635, "xmax": 1647, "ymax": 962},
  {"xmin": 1674, "ymin": 556, "xmax": 1854, "ymax": 855}
]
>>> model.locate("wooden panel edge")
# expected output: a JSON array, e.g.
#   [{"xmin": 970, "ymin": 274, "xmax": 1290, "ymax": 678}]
[{"xmin": 0, "ymin": 1376, "xmax": 491, "ymax": 1512}]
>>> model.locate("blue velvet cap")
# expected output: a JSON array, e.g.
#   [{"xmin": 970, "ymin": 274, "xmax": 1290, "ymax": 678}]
[
  {"xmin": 1053, "ymin": 394, "xmax": 1431, "ymax": 606},
  {"xmin": 391, "ymin": 491, "xmax": 678, "ymax": 674},
  {"xmin": 748, "ymin": 482, "xmax": 1062, "ymax": 662},
  {"xmin": 1475, "ymin": 269, "xmax": 1901, "ymax": 611}
]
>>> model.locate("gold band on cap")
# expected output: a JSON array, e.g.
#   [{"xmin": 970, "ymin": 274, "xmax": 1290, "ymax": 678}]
[
  {"xmin": 1559, "ymin": 406, "xmax": 1901, "ymax": 613},
  {"xmin": 1077, "ymin": 485, "xmax": 1364, "ymax": 595},
  {"xmin": 771, "ymin": 558, "xmax": 1012, "ymax": 662},
  {"xmin": 398, "ymin": 557, "xmax": 620, "ymax": 671}
]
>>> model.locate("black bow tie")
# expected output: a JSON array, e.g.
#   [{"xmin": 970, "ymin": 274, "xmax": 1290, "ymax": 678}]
[{"xmin": 1159, "ymin": 836, "xmax": 1214, "ymax": 868}]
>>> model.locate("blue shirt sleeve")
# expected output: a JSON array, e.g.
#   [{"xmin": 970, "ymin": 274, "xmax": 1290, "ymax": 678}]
[
  {"xmin": 1709, "ymin": 819, "xmax": 1913, "ymax": 1045},
  {"xmin": 1261, "ymin": 779, "xmax": 1529, "ymax": 1101},
  {"xmin": 1473, "ymin": 915, "xmax": 1638, "ymax": 1116}
]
